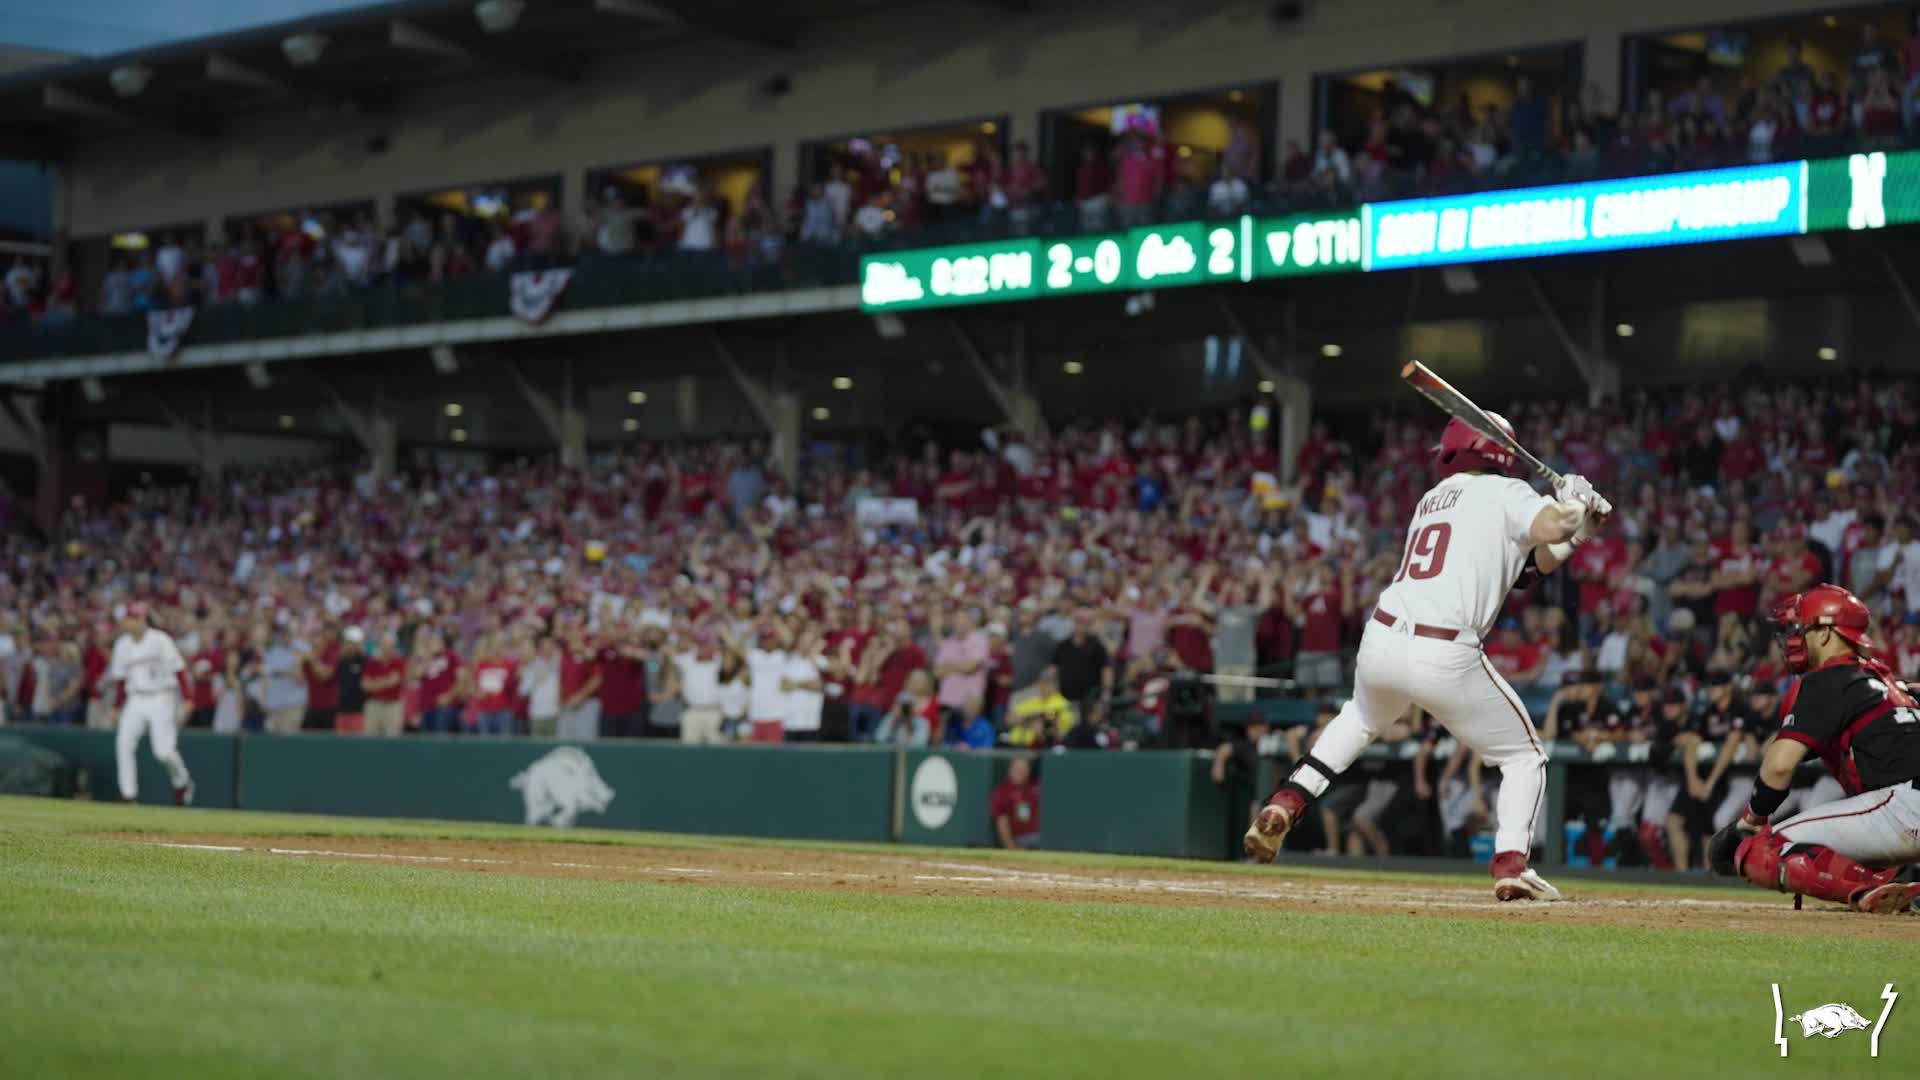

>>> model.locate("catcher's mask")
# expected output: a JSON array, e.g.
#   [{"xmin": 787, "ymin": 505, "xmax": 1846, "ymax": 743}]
[{"xmin": 1770, "ymin": 584, "xmax": 1876, "ymax": 674}]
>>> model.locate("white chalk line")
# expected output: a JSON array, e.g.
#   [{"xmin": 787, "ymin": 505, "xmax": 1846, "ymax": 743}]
[{"xmin": 124, "ymin": 840, "xmax": 1814, "ymax": 914}]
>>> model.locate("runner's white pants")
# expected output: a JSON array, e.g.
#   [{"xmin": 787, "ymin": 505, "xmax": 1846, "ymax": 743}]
[
  {"xmin": 1772, "ymin": 781, "xmax": 1920, "ymax": 864},
  {"xmin": 117, "ymin": 694, "xmax": 191, "ymax": 801},
  {"xmin": 1292, "ymin": 620, "xmax": 1546, "ymax": 858}
]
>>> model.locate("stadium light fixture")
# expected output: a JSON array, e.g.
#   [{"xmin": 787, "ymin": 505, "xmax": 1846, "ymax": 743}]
[
  {"xmin": 627, "ymin": 390, "xmax": 647, "ymax": 405},
  {"xmin": 1063, "ymin": 360, "xmax": 1084, "ymax": 375},
  {"xmin": 278, "ymin": 415, "xmax": 295, "ymax": 429},
  {"xmin": 444, "ymin": 402, "xmax": 463, "ymax": 417},
  {"xmin": 451, "ymin": 428, "xmax": 468, "ymax": 443},
  {"xmin": 1320, "ymin": 343, "xmax": 1343, "ymax": 358},
  {"xmin": 812, "ymin": 407, "xmax": 831, "ymax": 421},
  {"xmin": 108, "ymin": 65, "xmax": 152, "ymax": 98},
  {"xmin": 1817, "ymin": 345, "xmax": 1838, "ymax": 361},
  {"xmin": 1614, "ymin": 323, "xmax": 1634, "ymax": 338},
  {"xmin": 832, "ymin": 376, "xmax": 853, "ymax": 390},
  {"xmin": 475, "ymin": 0, "xmax": 526, "ymax": 33},
  {"xmin": 282, "ymin": 31, "xmax": 329, "ymax": 67},
  {"xmin": 622, "ymin": 417, "xmax": 640, "ymax": 432},
  {"xmin": 1257, "ymin": 379, "xmax": 1276, "ymax": 394}
]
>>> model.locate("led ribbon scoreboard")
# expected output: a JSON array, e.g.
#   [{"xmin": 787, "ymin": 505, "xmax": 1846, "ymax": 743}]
[{"xmin": 859, "ymin": 150, "xmax": 1912, "ymax": 312}]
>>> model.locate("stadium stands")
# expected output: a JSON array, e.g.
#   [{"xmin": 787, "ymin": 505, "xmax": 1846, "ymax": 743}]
[
  {"xmin": 7, "ymin": 9, "xmax": 1920, "ymax": 355},
  {"xmin": 3, "ymin": 370, "xmax": 1914, "ymax": 866},
  {"xmin": 5, "ymin": 1, "xmax": 1919, "ymax": 877}
]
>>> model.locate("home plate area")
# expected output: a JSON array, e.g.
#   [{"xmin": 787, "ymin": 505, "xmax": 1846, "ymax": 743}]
[{"xmin": 97, "ymin": 831, "xmax": 1920, "ymax": 938}]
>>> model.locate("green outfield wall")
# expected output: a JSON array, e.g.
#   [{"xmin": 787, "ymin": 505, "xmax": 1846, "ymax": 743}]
[{"xmin": 6, "ymin": 726, "xmax": 1705, "ymax": 863}]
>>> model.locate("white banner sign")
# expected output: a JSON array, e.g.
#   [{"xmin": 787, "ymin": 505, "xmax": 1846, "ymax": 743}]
[
  {"xmin": 510, "ymin": 269, "xmax": 574, "ymax": 325},
  {"xmin": 146, "ymin": 307, "xmax": 195, "ymax": 362}
]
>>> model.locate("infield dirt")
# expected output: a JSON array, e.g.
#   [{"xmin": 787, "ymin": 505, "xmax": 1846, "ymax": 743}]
[{"xmin": 96, "ymin": 831, "xmax": 1920, "ymax": 939}]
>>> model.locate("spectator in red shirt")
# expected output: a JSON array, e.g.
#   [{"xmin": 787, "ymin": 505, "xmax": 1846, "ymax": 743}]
[
  {"xmin": 1286, "ymin": 559, "xmax": 1354, "ymax": 690},
  {"xmin": 1164, "ymin": 603, "xmax": 1213, "ymax": 676},
  {"xmin": 1113, "ymin": 133, "xmax": 1160, "ymax": 226},
  {"xmin": 596, "ymin": 629, "xmax": 648, "ymax": 738},
  {"xmin": 849, "ymin": 619, "xmax": 927, "ymax": 741},
  {"xmin": 411, "ymin": 628, "xmax": 464, "ymax": 734},
  {"xmin": 361, "ymin": 631, "xmax": 407, "ymax": 738},
  {"xmin": 935, "ymin": 450, "xmax": 975, "ymax": 508},
  {"xmin": 991, "ymin": 756, "xmax": 1041, "ymax": 849},
  {"xmin": 1484, "ymin": 621, "xmax": 1547, "ymax": 688},
  {"xmin": 1762, "ymin": 528, "xmax": 1823, "ymax": 609},
  {"xmin": 1710, "ymin": 521, "xmax": 1762, "ymax": 620},
  {"xmin": 1073, "ymin": 142, "xmax": 1113, "ymax": 228},
  {"xmin": 558, "ymin": 624, "xmax": 602, "ymax": 740},
  {"xmin": 186, "ymin": 638, "xmax": 224, "ymax": 729},
  {"xmin": 470, "ymin": 632, "xmax": 519, "ymax": 736},
  {"xmin": 1004, "ymin": 141, "xmax": 1046, "ymax": 228},
  {"xmin": 1569, "ymin": 529, "xmax": 1626, "ymax": 620},
  {"xmin": 301, "ymin": 626, "xmax": 341, "ymax": 731},
  {"xmin": 83, "ymin": 625, "xmax": 112, "ymax": 730}
]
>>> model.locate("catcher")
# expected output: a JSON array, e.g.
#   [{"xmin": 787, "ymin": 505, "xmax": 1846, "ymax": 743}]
[{"xmin": 1709, "ymin": 584, "xmax": 1920, "ymax": 914}]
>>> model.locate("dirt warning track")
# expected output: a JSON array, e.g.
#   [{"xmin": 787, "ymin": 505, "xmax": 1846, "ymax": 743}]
[{"xmin": 97, "ymin": 832, "xmax": 1920, "ymax": 939}]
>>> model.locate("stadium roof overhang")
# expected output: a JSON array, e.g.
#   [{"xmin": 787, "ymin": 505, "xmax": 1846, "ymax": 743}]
[{"xmin": 0, "ymin": 0, "xmax": 866, "ymax": 159}]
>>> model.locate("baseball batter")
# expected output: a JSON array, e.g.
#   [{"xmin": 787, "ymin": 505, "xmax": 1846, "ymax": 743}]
[
  {"xmin": 1709, "ymin": 584, "xmax": 1920, "ymax": 914},
  {"xmin": 109, "ymin": 603, "xmax": 194, "ymax": 805},
  {"xmin": 1244, "ymin": 415, "xmax": 1606, "ymax": 902}
]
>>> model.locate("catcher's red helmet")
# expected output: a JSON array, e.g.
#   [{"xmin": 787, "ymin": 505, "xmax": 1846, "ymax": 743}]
[
  {"xmin": 1770, "ymin": 583, "xmax": 1876, "ymax": 673},
  {"xmin": 1435, "ymin": 413, "xmax": 1516, "ymax": 478}
]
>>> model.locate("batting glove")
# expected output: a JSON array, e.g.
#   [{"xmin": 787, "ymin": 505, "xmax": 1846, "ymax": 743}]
[{"xmin": 1553, "ymin": 473, "xmax": 1596, "ymax": 504}]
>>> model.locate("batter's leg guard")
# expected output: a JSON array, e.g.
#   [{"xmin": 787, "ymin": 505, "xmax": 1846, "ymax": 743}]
[
  {"xmin": 1244, "ymin": 783, "xmax": 1312, "ymax": 863},
  {"xmin": 1736, "ymin": 829, "xmax": 1904, "ymax": 911}
]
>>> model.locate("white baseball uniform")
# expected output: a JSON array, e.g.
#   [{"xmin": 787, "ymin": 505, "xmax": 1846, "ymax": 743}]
[
  {"xmin": 109, "ymin": 627, "xmax": 193, "ymax": 802},
  {"xmin": 1290, "ymin": 472, "xmax": 1558, "ymax": 859}
]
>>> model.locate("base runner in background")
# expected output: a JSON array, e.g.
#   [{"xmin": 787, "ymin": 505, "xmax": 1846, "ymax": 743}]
[
  {"xmin": 1709, "ymin": 585, "xmax": 1920, "ymax": 913},
  {"xmin": 1243, "ymin": 414, "xmax": 1606, "ymax": 902},
  {"xmin": 109, "ymin": 603, "xmax": 195, "ymax": 805}
]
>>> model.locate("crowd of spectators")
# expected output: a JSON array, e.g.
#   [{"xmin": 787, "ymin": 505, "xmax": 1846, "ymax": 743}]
[
  {"xmin": 1308, "ymin": 20, "xmax": 1920, "ymax": 208},
  {"xmin": 15, "ymin": 18, "xmax": 1920, "ymax": 333},
  {"xmin": 0, "ymin": 371, "xmax": 1915, "ymax": 863}
]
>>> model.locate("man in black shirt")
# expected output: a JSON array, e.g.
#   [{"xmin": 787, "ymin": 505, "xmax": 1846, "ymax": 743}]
[
  {"xmin": 1665, "ymin": 673, "xmax": 1754, "ymax": 869},
  {"xmin": 1050, "ymin": 609, "xmax": 1109, "ymax": 711},
  {"xmin": 1710, "ymin": 585, "xmax": 1920, "ymax": 913},
  {"xmin": 1212, "ymin": 710, "xmax": 1274, "ymax": 853}
]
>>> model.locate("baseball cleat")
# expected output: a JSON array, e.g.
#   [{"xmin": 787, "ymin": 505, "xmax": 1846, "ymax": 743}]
[
  {"xmin": 1243, "ymin": 804, "xmax": 1295, "ymax": 863},
  {"xmin": 173, "ymin": 780, "xmax": 194, "ymax": 807},
  {"xmin": 1849, "ymin": 882, "xmax": 1917, "ymax": 915},
  {"xmin": 1493, "ymin": 869, "xmax": 1563, "ymax": 902},
  {"xmin": 1490, "ymin": 852, "xmax": 1562, "ymax": 902}
]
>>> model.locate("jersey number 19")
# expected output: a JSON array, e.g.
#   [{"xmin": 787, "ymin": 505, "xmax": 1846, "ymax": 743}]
[{"xmin": 1395, "ymin": 522, "xmax": 1453, "ymax": 582}]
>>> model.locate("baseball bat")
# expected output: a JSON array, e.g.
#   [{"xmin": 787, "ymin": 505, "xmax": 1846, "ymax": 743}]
[{"xmin": 1400, "ymin": 360, "xmax": 1562, "ymax": 487}]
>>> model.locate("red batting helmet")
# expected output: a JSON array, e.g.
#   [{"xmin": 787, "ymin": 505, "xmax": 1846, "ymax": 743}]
[
  {"xmin": 1770, "ymin": 584, "xmax": 1876, "ymax": 673},
  {"xmin": 1434, "ymin": 413, "xmax": 1516, "ymax": 478}
]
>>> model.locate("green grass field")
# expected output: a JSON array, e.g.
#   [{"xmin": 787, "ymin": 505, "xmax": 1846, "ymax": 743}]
[{"xmin": 4, "ymin": 796, "xmax": 1917, "ymax": 1078}]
